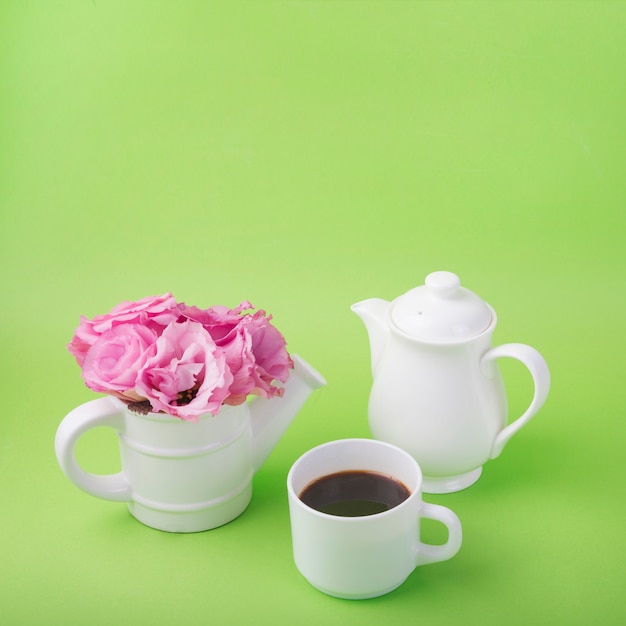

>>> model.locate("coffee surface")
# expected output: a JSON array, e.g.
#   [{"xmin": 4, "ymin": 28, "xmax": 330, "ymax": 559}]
[{"xmin": 299, "ymin": 470, "xmax": 411, "ymax": 517}]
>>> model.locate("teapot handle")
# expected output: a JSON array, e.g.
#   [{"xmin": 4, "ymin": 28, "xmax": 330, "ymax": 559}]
[
  {"xmin": 55, "ymin": 397, "xmax": 132, "ymax": 502},
  {"xmin": 480, "ymin": 343, "xmax": 550, "ymax": 459}
]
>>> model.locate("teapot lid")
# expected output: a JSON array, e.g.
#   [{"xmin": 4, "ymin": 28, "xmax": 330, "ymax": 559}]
[{"xmin": 390, "ymin": 271, "xmax": 492, "ymax": 341}]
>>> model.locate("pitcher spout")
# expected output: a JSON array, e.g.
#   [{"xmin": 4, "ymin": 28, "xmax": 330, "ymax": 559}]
[
  {"xmin": 249, "ymin": 354, "xmax": 326, "ymax": 472},
  {"xmin": 351, "ymin": 298, "xmax": 391, "ymax": 376}
]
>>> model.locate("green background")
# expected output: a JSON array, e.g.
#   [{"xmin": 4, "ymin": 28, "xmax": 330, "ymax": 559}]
[{"xmin": 1, "ymin": 1, "xmax": 624, "ymax": 624}]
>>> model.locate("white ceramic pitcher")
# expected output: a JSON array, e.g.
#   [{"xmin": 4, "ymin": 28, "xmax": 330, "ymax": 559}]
[
  {"xmin": 352, "ymin": 271, "xmax": 550, "ymax": 493},
  {"xmin": 55, "ymin": 355, "xmax": 325, "ymax": 531}
]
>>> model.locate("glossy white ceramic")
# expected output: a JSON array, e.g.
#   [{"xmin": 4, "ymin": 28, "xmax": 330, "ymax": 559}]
[
  {"xmin": 55, "ymin": 355, "xmax": 325, "ymax": 532},
  {"xmin": 287, "ymin": 438, "xmax": 462, "ymax": 599},
  {"xmin": 352, "ymin": 271, "xmax": 550, "ymax": 493}
]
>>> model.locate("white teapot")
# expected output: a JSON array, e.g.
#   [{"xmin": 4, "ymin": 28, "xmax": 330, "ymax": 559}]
[{"xmin": 351, "ymin": 271, "xmax": 550, "ymax": 493}]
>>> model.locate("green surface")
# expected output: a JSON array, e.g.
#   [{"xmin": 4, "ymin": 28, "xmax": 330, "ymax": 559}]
[{"xmin": 1, "ymin": 1, "xmax": 625, "ymax": 624}]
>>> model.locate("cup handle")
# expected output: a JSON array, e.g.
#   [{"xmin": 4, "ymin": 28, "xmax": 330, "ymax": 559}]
[
  {"xmin": 416, "ymin": 502, "xmax": 463, "ymax": 566},
  {"xmin": 480, "ymin": 343, "xmax": 551, "ymax": 459},
  {"xmin": 55, "ymin": 396, "xmax": 132, "ymax": 502}
]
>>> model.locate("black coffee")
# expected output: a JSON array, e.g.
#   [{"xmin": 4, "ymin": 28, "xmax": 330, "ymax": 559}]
[{"xmin": 299, "ymin": 470, "xmax": 411, "ymax": 517}]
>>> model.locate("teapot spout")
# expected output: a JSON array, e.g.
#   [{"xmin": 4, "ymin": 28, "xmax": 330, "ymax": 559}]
[
  {"xmin": 249, "ymin": 355, "xmax": 326, "ymax": 472},
  {"xmin": 351, "ymin": 298, "xmax": 391, "ymax": 376}
]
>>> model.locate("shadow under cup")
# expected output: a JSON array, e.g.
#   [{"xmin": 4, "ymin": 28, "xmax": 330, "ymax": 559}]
[{"xmin": 287, "ymin": 438, "xmax": 461, "ymax": 600}]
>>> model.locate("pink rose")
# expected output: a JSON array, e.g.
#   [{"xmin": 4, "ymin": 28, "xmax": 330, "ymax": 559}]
[
  {"xmin": 135, "ymin": 321, "xmax": 233, "ymax": 421},
  {"xmin": 219, "ymin": 327, "xmax": 257, "ymax": 406},
  {"xmin": 181, "ymin": 301, "xmax": 259, "ymax": 404},
  {"xmin": 178, "ymin": 300, "xmax": 253, "ymax": 344},
  {"xmin": 241, "ymin": 311, "xmax": 294, "ymax": 398},
  {"xmin": 69, "ymin": 295, "xmax": 294, "ymax": 418},
  {"xmin": 179, "ymin": 301, "xmax": 293, "ymax": 403},
  {"xmin": 68, "ymin": 293, "xmax": 179, "ymax": 367},
  {"xmin": 81, "ymin": 324, "xmax": 157, "ymax": 402}
]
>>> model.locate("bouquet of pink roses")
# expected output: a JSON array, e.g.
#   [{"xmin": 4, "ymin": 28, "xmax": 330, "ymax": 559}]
[{"xmin": 68, "ymin": 294, "xmax": 294, "ymax": 421}]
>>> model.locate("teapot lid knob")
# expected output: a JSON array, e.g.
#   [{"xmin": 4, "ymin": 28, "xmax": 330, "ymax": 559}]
[{"xmin": 425, "ymin": 271, "xmax": 461, "ymax": 298}]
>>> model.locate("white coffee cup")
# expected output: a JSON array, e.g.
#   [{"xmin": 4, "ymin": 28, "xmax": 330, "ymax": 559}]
[{"xmin": 287, "ymin": 438, "xmax": 462, "ymax": 599}]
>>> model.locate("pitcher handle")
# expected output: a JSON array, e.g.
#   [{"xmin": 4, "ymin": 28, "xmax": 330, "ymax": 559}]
[
  {"xmin": 415, "ymin": 502, "xmax": 463, "ymax": 566},
  {"xmin": 55, "ymin": 396, "xmax": 132, "ymax": 502},
  {"xmin": 481, "ymin": 343, "xmax": 550, "ymax": 459}
]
